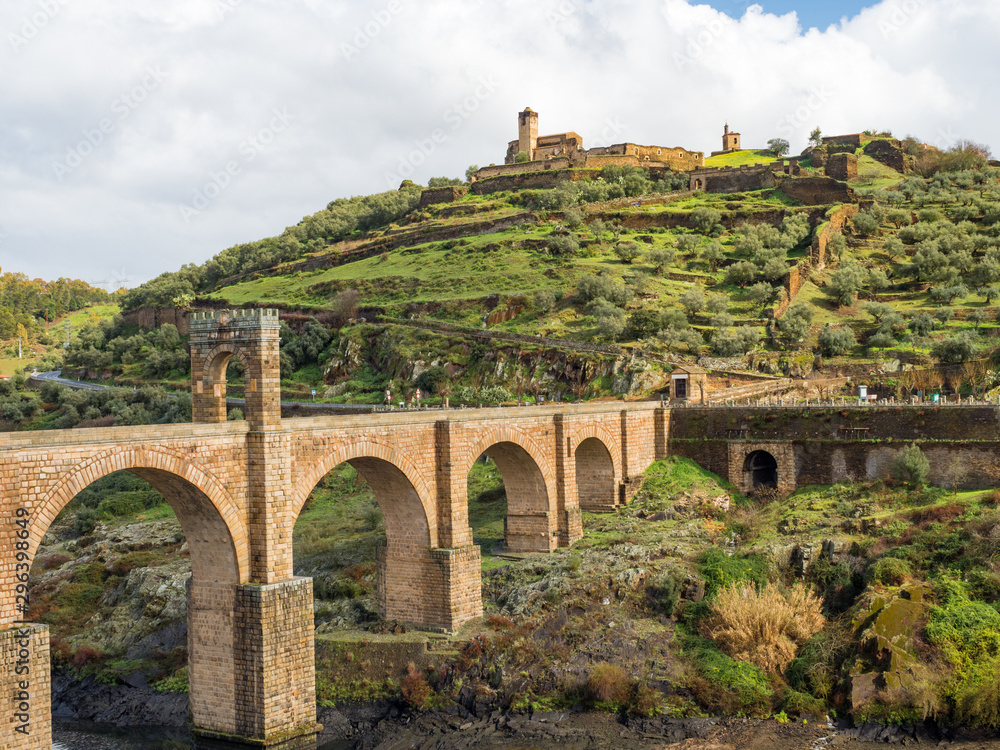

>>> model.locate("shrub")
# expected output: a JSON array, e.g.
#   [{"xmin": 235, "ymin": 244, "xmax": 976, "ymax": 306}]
[
  {"xmin": 415, "ymin": 365, "xmax": 448, "ymax": 395},
  {"xmin": 401, "ymin": 662, "xmax": 433, "ymax": 708},
  {"xmin": 532, "ymin": 289, "xmax": 556, "ymax": 311},
  {"xmin": 699, "ymin": 549, "xmax": 771, "ymax": 599},
  {"xmin": 547, "ymin": 236, "xmax": 579, "ymax": 256},
  {"xmin": 871, "ymin": 557, "xmax": 912, "ymax": 586},
  {"xmin": 613, "ymin": 241, "xmax": 643, "ymax": 264},
  {"xmin": 711, "ymin": 326, "xmax": 760, "ymax": 356},
  {"xmin": 701, "ymin": 582, "xmax": 825, "ymax": 674},
  {"xmin": 576, "ymin": 275, "xmax": 629, "ymax": 306},
  {"xmin": 41, "ymin": 554, "xmax": 72, "ymax": 570},
  {"xmin": 688, "ymin": 638, "xmax": 775, "ymax": 715},
  {"xmin": 646, "ymin": 567, "xmax": 685, "ymax": 617},
  {"xmin": 852, "ymin": 211, "xmax": 881, "ymax": 237},
  {"xmin": 931, "ymin": 333, "xmax": 978, "ymax": 364},
  {"xmin": 71, "ymin": 645, "xmax": 107, "ymax": 671},
  {"xmin": 818, "ymin": 325, "xmax": 857, "ymax": 357},
  {"xmin": 892, "ymin": 444, "xmax": 930, "ymax": 486},
  {"xmin": 585, "ymin": 663, "xmax": 631, "ymax": 705},
  {"xmin": 691, "ymin": 207, "xmax": 722, "ymax": 235},
  {"xmin": 362, "ymin": 504, "xmax": 383, "ymax": 531},
  {"xmin": 486, "ymin": 614, "xmax": 514, "ymax": 631}
]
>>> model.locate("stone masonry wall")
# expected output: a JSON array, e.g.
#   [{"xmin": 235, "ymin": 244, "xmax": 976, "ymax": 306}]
[
  {"xmin": 826, "ymin": 153, "xmax": 858, "ymax": 181},
  {"xmin": 0, "ymin": 624, "xmax": 49, "ymax": 750},
  {"xmin": 669, "ymin": 406, "xmax": 1000, "ymax": 443},
  {"xmin": 230, "ymin": 579, "xmax": 317, "ymax": 744}
]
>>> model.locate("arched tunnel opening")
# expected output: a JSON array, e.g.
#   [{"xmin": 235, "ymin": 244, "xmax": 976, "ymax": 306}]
[{"xmin": 744, "ymin": 450, "xmax": 778, "ymax": 489}]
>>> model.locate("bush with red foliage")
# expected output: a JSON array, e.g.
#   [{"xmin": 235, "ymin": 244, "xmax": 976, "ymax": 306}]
[
  {"xmin": 401, "ymin": 662, "xmax": 432, "ymax": 709},
  {"xmin": 71, "ymin": 645, "xmax": 106, "ymax": 671}
]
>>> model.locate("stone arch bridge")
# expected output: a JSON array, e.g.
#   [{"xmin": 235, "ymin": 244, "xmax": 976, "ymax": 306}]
[{"xmin": 0, "ymin": 310, "xmax": 669, "ymax": 750}]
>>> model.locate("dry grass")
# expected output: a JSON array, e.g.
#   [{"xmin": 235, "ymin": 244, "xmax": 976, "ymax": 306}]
[
  {"xmin": 701, "ymin": 582, "xmax": 825, "ymax": 674},
  {"xmin": 585, "ymin": 663, "xmax": 631, "ymax": 704}
]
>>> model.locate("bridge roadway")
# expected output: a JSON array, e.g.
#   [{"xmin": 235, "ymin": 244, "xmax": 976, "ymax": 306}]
[{"xmin": 0, "ymin": 307, "xmax": 668, "ymax": 750}]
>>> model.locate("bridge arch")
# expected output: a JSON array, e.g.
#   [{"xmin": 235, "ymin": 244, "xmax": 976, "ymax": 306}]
[
  {"xmin": 292, "ymin": 440, "xmax": 443, "ymax": 628},
  {"xmin": 30, "ymin": 447, "xmax": 249, "ymax": 736},
  {"xmin": 461, "ymin": 426, "xmax": 557, "ymax": 553},
  {"xmin": 33, "ymin": 446, "xmax": 249, "ymax": 582},
  {"xmin": 573, "ymin": 429, "xmax": 620, "ymax": 512}
]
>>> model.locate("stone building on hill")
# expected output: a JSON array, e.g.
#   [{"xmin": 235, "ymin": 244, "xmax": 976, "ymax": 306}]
[
  {"xmin": 721, "ymin": 124, "xmax": 740, "ymax": 152},
  {"xmin": 710, "ymin": 124, "xmax": 741, "ymax": 156},
  {"xmin": 496, "ymin": 107, "xmax": 704, "ymax": 174}
]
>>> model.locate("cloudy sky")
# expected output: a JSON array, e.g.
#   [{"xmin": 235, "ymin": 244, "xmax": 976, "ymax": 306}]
[{"xmin": 1, "ymin": 0, "xmax": 996, "ymax": 288}]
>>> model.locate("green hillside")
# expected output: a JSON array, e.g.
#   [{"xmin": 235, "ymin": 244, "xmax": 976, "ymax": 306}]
[{"xmin": 19, "ymin": 137, "xmax": 992, "ymax": 408}]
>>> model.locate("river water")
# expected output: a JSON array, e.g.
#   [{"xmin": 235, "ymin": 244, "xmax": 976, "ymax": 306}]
[{"xmin": 53, "ymin": 722, "xmax": 352, "ymax": 750}]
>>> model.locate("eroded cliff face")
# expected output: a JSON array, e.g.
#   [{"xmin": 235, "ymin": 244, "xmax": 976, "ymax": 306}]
[{"xmin": 323, "ymin": 326, "xmax": 671, "ymax": 401}]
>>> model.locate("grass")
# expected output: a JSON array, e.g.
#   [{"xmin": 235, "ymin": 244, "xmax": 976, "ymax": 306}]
[
  {"xmin": 704, "ymin": 149, "xmax": 785, "ymax": 168},
  {"xmin": 49, "ymin": 304, "xmax": 120, "ymax": 336}
]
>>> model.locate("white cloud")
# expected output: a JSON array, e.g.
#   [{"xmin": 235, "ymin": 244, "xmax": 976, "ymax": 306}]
[{"xmin": 0, "ymin": 0, "xmax": 996, "ymax": 284}]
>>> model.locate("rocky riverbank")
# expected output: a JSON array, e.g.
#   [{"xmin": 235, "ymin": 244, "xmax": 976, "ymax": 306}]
[
  {"xmin": 51, "ymin": 671, "xmax": 188, "ymax": 728},
  {"xmin": 50, "ymin": 675, "xmax": 1000, "ymax": 750}
]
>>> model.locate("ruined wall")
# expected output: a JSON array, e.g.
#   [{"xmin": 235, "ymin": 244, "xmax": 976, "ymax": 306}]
[
  {"xmin": 472, "ymin": 157, "xmax": 574, "ymax": 182},
  {"xmin": 587, "ymin": 143, "xmax": 704, "ymax": 171},
  {"xmin": 471, "ymin": 167, "xmax": 598, "ymax": 195},
  {"xmin": 822, "ymin": 134, "xmax": 864, "ymax": 149},
  {"xmin": 669, "ymin": 406, "xmax": 1000, "ymax": 490},
  {"xmin": 826, "ymin": 153, "xmax": 858, "ymax": 180},
  {"xmin": 811, "ymin": 205, "xmax": 858, "ymax": 267},
  {"xmin": 419, "ymin": 186, "xmax": 468, "ymax": 208},
  {"xmin": 689, "ymin": 166, "xmax": 778, "ymax": 193},
  {"xmin": 864, "ymin": 139, "xmax": 912, "ymax": 174},
  {"xmin": 796, "ymin": 441, "xmax": 1000, "ymax": 489},
  {"xmin": 778, "ymin": 176, "xmax": 856, "ymax": 205}
]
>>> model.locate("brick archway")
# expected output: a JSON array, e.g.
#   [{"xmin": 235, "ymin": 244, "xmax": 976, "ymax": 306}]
[
  {"xmin": 201, "ymin": 342, "xmax": 250, "ymax": 382},
  {"xmin": 575, "ymin": 437, "xmax": 618, "ymax": 512},
  {"xmin": 462, "ymin": 427, "xmax": 557, "ymax": 553},
  {"xmin": 291, "ymin": 441, "xmax": 446, "ymax": 628},
  {"xmin": 570, "ymin": 424, "xmax": 622, "ymax": 478},
  {"xmin": 291, "ymin": 440, "xmax": 437, "ymax": 547},
  {"xmin": 728, "ymin": 441, "xmax": 796, "ymax": 494},
  {"xmin": 33, "ymin": 446, "xmax": 249, "ymax": 582},
  {"xmin": 32, "ymin": 448, "xmax": 249, "ymax": 737}
]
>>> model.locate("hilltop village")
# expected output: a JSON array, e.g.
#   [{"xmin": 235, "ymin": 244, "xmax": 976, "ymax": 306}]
[{"xmin": 444, "ymin": 108, "xmax": 910, "ymax": 204}]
